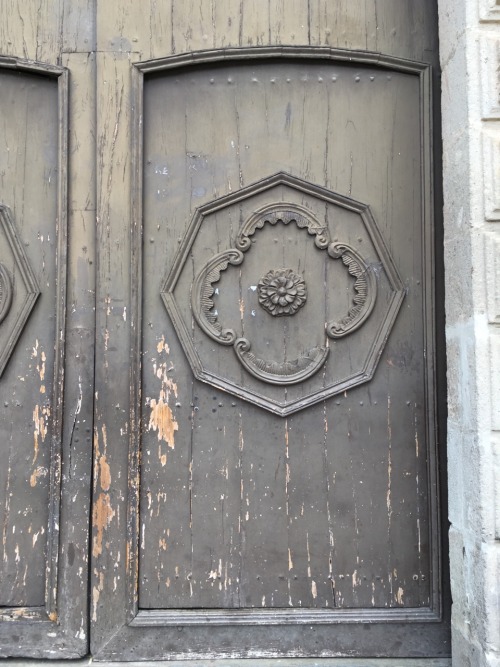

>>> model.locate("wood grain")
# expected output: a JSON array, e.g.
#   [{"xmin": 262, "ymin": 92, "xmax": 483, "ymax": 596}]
[
  {"xmin": 90, "ymin": 0, "xmax": 447, "ymax": 657},
  {"xmin": 0, "ymin": 0, "xmax": 446, "ymax": 659},
  {"xmin": 0, "ymin": 4, "xmax": 95, "ymax": 657}
]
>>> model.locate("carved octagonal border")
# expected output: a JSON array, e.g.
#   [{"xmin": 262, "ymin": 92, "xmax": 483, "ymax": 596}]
[
  {"xmin": 0, "ymin": 205, "xmax": 41, "ymax": 376},
  {"xmin": 160, "ymin": 171, "xmax": 405, "ymax": 416}
]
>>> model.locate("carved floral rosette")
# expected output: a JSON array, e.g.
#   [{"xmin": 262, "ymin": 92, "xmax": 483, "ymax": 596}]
[{"xmin": 258, "ymin": 268, "xmax": 307, "ymax": 317}]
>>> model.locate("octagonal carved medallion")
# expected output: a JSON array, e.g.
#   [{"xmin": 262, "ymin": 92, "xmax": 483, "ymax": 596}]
[{"xmin": 161, "ymin": 172, "xmax": 405, "ymax": 415}]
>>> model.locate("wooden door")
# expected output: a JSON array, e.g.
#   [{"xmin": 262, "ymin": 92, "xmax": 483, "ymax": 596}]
[
  {"xmin": 0, "ymin": 0, "xmax": 450, "ymax": 661},
  {"xmin": 90, "ymin": 2, "xmax": 450, "ymax": 660},
  {"xmin": 0, "ymin": 31, "xmax": 94, "ymax": 662}
]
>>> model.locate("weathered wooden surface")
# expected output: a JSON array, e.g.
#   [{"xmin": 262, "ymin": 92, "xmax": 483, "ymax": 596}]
[
  {"xmin": 0, "ymin": 657, "xmax": 453, "ymax": 667},
  {"xmin": 57, "ymin": 48, "xmax": 96, "ymax": 655},
  {"xmin": 0, "ymin": 0, "xmax": 95, "ymax": 60},
  {"xmin": 0, "ymin": 0, "xmax": 449, "ymax": 660},
  {"xmin": 138, "ymin": 59, "xmax": 422, "ymax": 610},
  {"xmin": 0, "ymin": 69, "xmax": 58, "ymax": 608},
  {"xmin": 90, "ymin": 0, "xmax": 449, "ymax": 661},
  {"xmin": 0, "ymin": 2, "xmax": 95, "ymax": 659}
]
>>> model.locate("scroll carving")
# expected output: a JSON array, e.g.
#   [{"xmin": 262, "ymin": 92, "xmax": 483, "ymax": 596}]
[
  {"xmin": 0, "ymin": 263, "xmax": 13, "ymax": 325},
  {"xmin": 234, "ymin": 338, "xmax": 329, "ymax": 385},
  {"xmin": 191, "ymin": 249, "xmax": 243, "ymax": 345},
  {"xmin": 236, "ymin": 203, "xmax": 330, "ymax": 251},
  {"xmin": 191, "ymin": 203, "xmax": 378, "ymax": 386},
  {"xmin": 326, "ymin": 242, "xmax": 377, "ymax": 338}
]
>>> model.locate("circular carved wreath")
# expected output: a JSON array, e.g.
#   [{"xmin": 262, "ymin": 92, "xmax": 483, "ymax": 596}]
[{"xmin": 258, "ymin": 268, "xmax": 307, "ymax": 317}]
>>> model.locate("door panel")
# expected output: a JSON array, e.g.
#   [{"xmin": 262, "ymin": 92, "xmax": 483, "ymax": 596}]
[
  {"xmin": 91, "ymin": 48, "xmax": 449, "ymax": 660},
  {"xmin": 0, "ymin": 67, "xmax": 56, "ymax": 609},
  {"xmin": 0, "ymin": 58, "xmax": 90, "ymax": 659},
  {"xmin": 140, "ymin": 56, "xmax": 420, "ymax": 612}
]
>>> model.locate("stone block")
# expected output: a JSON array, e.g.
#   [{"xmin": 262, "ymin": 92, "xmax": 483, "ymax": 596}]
[
  {"xmin": 480, "ymin": 35, "xmax": 500, "ymax": 119},
  {"xmin": 452, "ymin": 625, "xmax": 484, "ymax": 667},
  {"xmin": 483, "ymin": 131, "xmax": 500, "ymax": 221},
  {"xmin": 445, "ymin": 319, "xmax": 477, "ymax": 426},
  {"xmin": 483, "ymin": 542, "xmax": 500, "ymax": 652},
  {"xmin": 480, "ymin": 0, "xmax": 500, "ymax": 22},
  {"xmin": 491, "ymin": 333, "xmax": 500, "ymax": 430},
  {"xmin": 494, "ymin": 435, "xmax": 500, "ymax": 540},
  {"xmin": 449, "ymin": 528, "xmax": 468, "ymax": 625},
  {"xmin": 485, "ymin": 232, "xmax": 500, "ymax": 323},
  {"xmin": 485, "ymin": 651, "xmax": 500, "ymax": 667},
  {"xmin": 450, "ymin": 530, "xmax": 500, "ymax": 662}
]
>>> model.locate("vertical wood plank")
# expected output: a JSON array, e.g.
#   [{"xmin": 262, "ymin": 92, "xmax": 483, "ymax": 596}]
[
  {"xmin": 286, "ymin": 409, "xmax": 334, "ymax": 608},
  {"xmin": 149, "ymin": 0, "xmax": 174, "ymax": 58},
  {"xmin": 239, "ymin": 1, "xmax": 271, "ymax": 47},
  {"xmin": 170, "ymin": 0, "xmax": 216, "ymax": 52},
  {"xmin": 211, "ymin": 0, "xmax": 244, "ymax": 49},
  {"xmin": 269, "ymin": 0, "xmax": 310, "ymax": 45},
  {"xmin": 96, "ymin": 0, "xmax": 152, "ymax": 60},
  {"xmin": 92, "ymin": 50, "xmax": 135, "ymax": 649},
  {"xmin": 34, "ymin": 0, "xmax": 63, "ymax": 62},
  {"xmin": 308, "ymin": 0, "xmax": 377, "ymax": 50},
  {"xmin": 62, "ymin": 0, "xmax": 96, "ymax": 53},
  {"xmin": 59, "ymin": 50, "xmax": 96, "ymax": 650},
  {"xmin": 373, "ymin": 0, "xmax": 430, "ymax": 62},
  {"xmin": 0, "ymin": 0, "xmax": 62, "ymax": 62}
]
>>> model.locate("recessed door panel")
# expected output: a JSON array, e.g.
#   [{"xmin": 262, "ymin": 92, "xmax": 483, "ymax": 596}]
[
  {"xmin": 0, "ymin": 65, "xmax": 60, "ymax": 604},
  {"xmin": 140, "ymin": 60, "xmax": 421, "ymax": 613},
  {"xmin": 0, "ymin": 61, "xmax": 89, "ymax": 658}
]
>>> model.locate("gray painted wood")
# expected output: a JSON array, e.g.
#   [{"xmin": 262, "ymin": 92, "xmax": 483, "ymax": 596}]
[
  {"xmin": 138, "ymin": 60, "xmax": 427, "ymax": 611},
  {"xmin": 0, "ymin": 3, "xmax": 95, "ymax": 659},
  {"xmin": 90, "ymin": 0, "xmax": 449, "ymax": 661},
  {"xmin": 0, "ymin": 68, "xmax": 57, "ymax": 608},
  {"xmin": 0, "ymin": 0, "xmax": 449, "ymax": 660},
  {"xmin": 0, "ymin": 659, "xmax": 453, "ymax": 667},
  {"xmin": 93, "ymin": 52, "xmax": 448, "ymax": 667}
]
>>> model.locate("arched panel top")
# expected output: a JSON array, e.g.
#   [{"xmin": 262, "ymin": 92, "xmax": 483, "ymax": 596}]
[
  {"xmin": 133, "ymin": 45, "xmax": 431, "ymax": 76},
  {"xmin": 0, "ymin": 53, "xmax": 66, "ymax": 78}
]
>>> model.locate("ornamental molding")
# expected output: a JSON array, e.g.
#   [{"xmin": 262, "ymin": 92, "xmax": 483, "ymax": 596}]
[
  {"xmin": 0, "ymin": 205, "xmax": 41, "ymax": 376},
  {"xmin": 257, "ymin": 268, "xmax": 307, "ymax": 317},
  {"xmin": 0, "ymin": 263, "xmax": 13, "ymax": 325},
  {"xmin": 191, "ymin": 203, "xmax": 379, "ymax": 385},
  {"xmin": 161, "ymin": 172, "xmax": 405, "ymax": 415}
]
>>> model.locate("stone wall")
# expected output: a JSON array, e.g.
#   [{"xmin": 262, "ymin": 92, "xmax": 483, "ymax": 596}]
[{"xmin": 439, "ymin": 0, "xmax": 500, "ymax": 664}]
